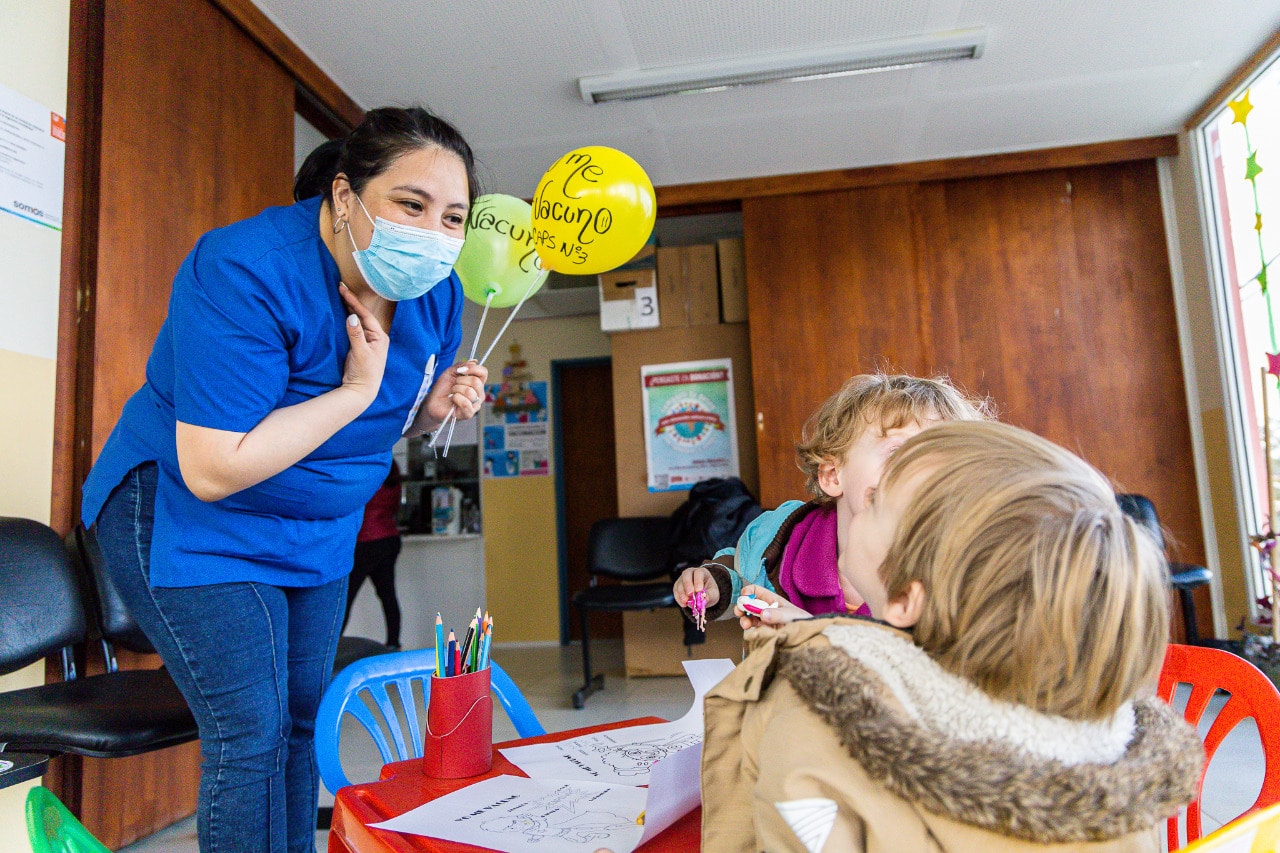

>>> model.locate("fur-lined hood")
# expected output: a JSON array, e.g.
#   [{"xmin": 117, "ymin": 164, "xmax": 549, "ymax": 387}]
[{"xmin": 773, "ymin": 619, "xmax": 1203, "ymax": 844}]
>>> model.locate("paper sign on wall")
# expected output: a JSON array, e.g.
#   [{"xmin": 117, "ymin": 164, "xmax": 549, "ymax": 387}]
[
  {"xmin": 0, "ymin": 82, "xmax": 65, "ymax": 231},
  {"xmin": 483, "ymin": 380, "xmax": 549, "ymax": 478},
  {"xmin": 640, "ymin": 358, "xmax": 739, "ymax": 492}
]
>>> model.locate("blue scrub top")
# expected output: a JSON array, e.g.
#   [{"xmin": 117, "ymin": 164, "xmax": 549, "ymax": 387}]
[{"xmin": 81, "ymin": 195, "xmax": 463, "ymax": 587}]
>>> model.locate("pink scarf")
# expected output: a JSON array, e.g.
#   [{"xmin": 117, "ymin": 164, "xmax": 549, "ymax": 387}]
[{"xmin": 778, "ymin": 504, "xmax": 871, "ymax": 617}]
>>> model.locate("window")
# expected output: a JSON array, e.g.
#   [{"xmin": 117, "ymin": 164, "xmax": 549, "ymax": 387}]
[{"xmin": 1201, "ymin": 50, "xmax": 1280, "ymax": 620}]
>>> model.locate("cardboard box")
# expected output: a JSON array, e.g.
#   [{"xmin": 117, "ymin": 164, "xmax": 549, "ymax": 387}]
[
  {"xmin": 619, "ymin": 242, "xmax": 656, "ymax": 271},
  {"xmin": 599, "ymin": 268, "xmax": 660, "ymax": 331},
  {"xmin": 655, "ymin": 246, "xmax": 686, "ymax": 328},
  {"xmin": 622, "ymin": 608, "xmax": 744, "ymax": 677},
  {"xmin": 655, "ymin": 245, "xmax": 720, "ymax": 328},
  {"xmin": 684, "ymin": 244, "xmax": 720, "ymax": 326},
  {"xmin": 717, "ymin": 237, "xmax": 747, "ymax": 323}
]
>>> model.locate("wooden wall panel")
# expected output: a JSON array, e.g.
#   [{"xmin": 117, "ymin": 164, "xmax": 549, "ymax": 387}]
[
  {"xmin": 918, "ymin": 161, "xmax": 1204, "ymax": 565},
  {"xmin": 67, "ymin": 0, "xmax": 296, "ymax": 845},
  {"xmin": 91, "ymin": 0, "xmax": 294, "ymax": 458},
  {"xmin": 742, "ymin": 160, "xmax": 1205, "ymax": 640},
  {"xmin": 742, "ymin": 185, "xmax": 928, "ymax": 507}
]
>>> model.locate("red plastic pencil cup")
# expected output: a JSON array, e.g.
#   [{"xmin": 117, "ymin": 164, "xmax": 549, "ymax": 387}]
[{"xmin": 423, "ymin": 667, "xmax": 493, "ymax": 778}]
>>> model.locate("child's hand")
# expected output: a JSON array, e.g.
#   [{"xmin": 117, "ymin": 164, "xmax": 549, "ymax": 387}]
[
  {"xmin": 735, "ymin": 585, "xmax": 811, "ymax": 629},
  {"xmin": 673, "ymin": 566, "xmax": 719, "ymax": 609}
]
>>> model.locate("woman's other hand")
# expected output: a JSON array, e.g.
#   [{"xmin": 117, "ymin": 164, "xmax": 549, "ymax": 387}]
[
  {"xmin": 425, "ymin": 360, "xmax": 488, "ymax": 423},
  {"xmin": 338, "ymin": 283, "xmax": 389, "ymax": 405},
  {"xmin": 673, "ymin": 565, "xmax": 718, "ymax": 609},
  {"xmin": 735, "ymin": 585, "xmax": 811, "ymax": 629}
]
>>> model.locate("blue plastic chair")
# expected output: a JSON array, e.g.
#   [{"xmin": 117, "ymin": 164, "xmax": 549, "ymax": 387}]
[{"xmin": 315, "ymin": 647, "xmax": 545, "ymax": 793}]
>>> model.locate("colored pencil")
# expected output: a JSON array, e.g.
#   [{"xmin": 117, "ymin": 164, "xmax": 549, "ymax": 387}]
[
  {"xmin": 434, "ymin": 613, "xmax": 444, "ymax": 675},
  {"xmin": 459, "ymin": 616, "xmax": 478, "ymax": 674},
  {"xmin": 480, "ymin": 618, "xmax": 493, "ymax": 669},
  {"xmin": 453, "ymin": 643, "xmax": 462, "ymax": 677},
  {"xmin": 446, "ymin": 632, "xmax": 457, "ymax": 678}
]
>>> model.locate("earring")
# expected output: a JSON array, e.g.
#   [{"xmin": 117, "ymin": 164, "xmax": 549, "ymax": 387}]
[{"xmin": 333, "ymin": 217, "xmax": 347, "ymax": 235}]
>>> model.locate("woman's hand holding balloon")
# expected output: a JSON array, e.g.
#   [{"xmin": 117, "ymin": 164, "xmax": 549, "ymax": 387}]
[
  {"xmin": 338, "ymin": 283, "xmax": 389, "ymax": 407},
  {"xmin": 425, "ymin": 360, "xmax": 488, "ymax": 425}
]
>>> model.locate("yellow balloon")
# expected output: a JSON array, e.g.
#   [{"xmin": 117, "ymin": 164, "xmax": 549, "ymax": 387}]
[{"xmin": 531, "ymin": 146, "xmax": 656, "ymax": 275}]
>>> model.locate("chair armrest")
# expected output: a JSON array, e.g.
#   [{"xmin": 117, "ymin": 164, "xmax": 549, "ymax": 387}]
[{"xmin": 1169, "ymin": 563, "xmax": 1212, "ymax": 590}]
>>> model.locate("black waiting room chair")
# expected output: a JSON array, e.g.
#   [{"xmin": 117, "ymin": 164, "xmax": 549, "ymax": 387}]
[
  {"xmin": 1116, "ymin": 494, "xmax": 1215, "ymax": 645},
  {"xmin": 0, "ymin": 517, "xmax": 197, "ymax": 788},
  {"xmin": 571, "ymin": 516, "xmax": 677, "ymax": 708}
]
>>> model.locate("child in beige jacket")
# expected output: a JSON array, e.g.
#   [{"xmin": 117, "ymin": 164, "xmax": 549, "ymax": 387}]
[{"xmin": 701, "ymin": 421, "xmax": 1203, "ymax": 853}]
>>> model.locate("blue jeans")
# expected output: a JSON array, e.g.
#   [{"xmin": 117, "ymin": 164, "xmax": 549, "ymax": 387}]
[{"xmin": 93, "ymin": 463, "xmax": 346, "ymax": 853}]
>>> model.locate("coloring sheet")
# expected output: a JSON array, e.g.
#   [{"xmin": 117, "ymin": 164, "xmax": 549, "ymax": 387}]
[
  {"xmin": 499, "ymin": 658, "xmax": 734, "ymax": 786},
  {"xmin": 371, "ymin": 745, "xmax": 704, "ymax": 853},
  {"xmin": 371, "ymin": 776, "xmax": 647, "ymax": 852}
]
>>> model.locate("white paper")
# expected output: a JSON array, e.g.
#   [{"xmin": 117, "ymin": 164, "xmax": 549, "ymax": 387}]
[
  {"xmin": 635, "ymin": 740, "xmax": 703, "ymax": 845},
  {"xmin": 500, "ymin": 658, "xmax": 734, "ymax": 786},
  {"xmin": 0, "ymin": 82, "xmax": 64, "ymax": 230},
  {"xmin": 371, "ymin": 775, "xmax": 647, "ymax": 852},
  {"xmin": 370, "ymin": 751, "xmax": 704, "ymax": 853}
]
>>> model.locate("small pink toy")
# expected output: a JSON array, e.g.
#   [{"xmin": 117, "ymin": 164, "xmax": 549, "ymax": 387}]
[
  {"xmin": 690, "ymin": 589, "xmax": 707, "ymax": 631},
  {"xmin": 737, "ymin": 593, "xmax": 779, "ymax": 617}
]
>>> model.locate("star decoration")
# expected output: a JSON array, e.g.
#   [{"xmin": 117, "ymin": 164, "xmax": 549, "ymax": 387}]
[
  {"xmin": 1230, "ymin": 91, "xmax": 1254, "ymax": 125},
  {"xmin": 1247, "ymin": 151, "xmax": 1264, "ymax": 182},
  {"xmin": 1267, "ymin": 351, "xmax": 1280, "ymax": 377},
  {"xmin": 1258, "ymin": 213, "xmax": 1265, "ymax": 233}
]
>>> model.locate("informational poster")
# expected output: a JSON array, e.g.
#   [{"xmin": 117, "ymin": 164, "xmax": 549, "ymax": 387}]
[
  {"xmin": 640, "ymin": 359, "xmax": 738, "ymax": 492},
  {"xmin": 0, "ymin": 82, "xmax": 65, "ymax": 230},
  {"xmin": 483, "ymin": 380, "xmax": 549, "ymax": 478}
]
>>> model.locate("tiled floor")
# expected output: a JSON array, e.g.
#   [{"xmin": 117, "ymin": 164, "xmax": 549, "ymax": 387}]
[{"xmin": 119, "ymin": 641, "xmax": 1265, "ymax": 852}]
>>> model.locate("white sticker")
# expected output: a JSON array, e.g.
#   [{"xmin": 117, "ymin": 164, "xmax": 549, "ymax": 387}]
[
  {"xmin": 402, "ymin": 354, "xmax": 436, "ymax": 435},
  {"xmin": 775, "ymin": 798, "xmax": 838, "ymax": 853}
]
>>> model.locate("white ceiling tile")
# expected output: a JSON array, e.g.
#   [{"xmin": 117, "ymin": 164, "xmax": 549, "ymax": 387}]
[
  {"xmin": 661, "ymin": 102, "xmax": 907, "ymax": 183},
  {"xmin": 253, "ymin": 0, "xmax": 1280, "ymax": 192},
  {"xmin": 914, "ymin": 63, "xmax": 1203, "ymax": 157},
  {"xmin": 615, "ymin": 0, "xmax": 933, "ymax": 67}
]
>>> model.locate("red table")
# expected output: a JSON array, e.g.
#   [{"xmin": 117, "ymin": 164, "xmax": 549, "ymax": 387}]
[{"xmin": 328, "ymin": 717, "xmax": 701, "ymax": 852}]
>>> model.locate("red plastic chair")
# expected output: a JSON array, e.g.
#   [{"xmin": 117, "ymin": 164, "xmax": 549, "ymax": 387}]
[{"xmin": 1158, "ymin": 643, "xmax": 1280, "ymax": 848}]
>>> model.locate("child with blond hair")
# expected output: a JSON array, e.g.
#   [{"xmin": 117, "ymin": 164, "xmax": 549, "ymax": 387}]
[
  {"xmin": 674, "ymin": 373, "xmax": 989, "ymax": 624},
  {"xmin": 700, "ymin": 421, "xmax": 1202, "ymax": 852}
]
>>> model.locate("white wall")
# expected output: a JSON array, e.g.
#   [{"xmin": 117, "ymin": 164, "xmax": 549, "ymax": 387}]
[
  {"xmin": 0, "ymin": 1, "xmax": 69, "ymax": 847},
  {"xmin": 294, "ymin": 112, "xmax": 326, "ymax": 176}
]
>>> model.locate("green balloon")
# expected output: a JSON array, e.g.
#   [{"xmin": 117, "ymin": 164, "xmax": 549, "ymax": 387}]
[{"xmin": 455, "ymin": 194, "xmax": 548, "ymax": 308}]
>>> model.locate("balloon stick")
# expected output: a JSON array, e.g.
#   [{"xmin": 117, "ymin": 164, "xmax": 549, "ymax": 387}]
[
  {"xmin": 479, "ymin": 270, "xmax": 547, "ymax": 365},
  {"xmin": 429, "ymin": 291, "xmax": 494, "ymax": 451},
  {"xmin": 440, "ymin": 270, "xmax": 548, "ymax": 457}
]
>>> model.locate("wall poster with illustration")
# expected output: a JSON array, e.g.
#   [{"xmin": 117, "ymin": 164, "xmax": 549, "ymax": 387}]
[
  {"xmin": 482, "ymin": 385, "xmax": 549, "ymax": 478},
  {"xmin": 640, "ymin": 358, "xmax": 739, "ymax": 492}
]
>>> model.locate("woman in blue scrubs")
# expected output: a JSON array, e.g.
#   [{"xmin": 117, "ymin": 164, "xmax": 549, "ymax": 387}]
[{"xmin": 80, "ymin": 107, "xmax": 487, "ymax": 853}]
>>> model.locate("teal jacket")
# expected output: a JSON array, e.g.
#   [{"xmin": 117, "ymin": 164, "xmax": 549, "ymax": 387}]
[{"xmin": 690, "ymin": 500, "xmax": 812, "ymax": 622}]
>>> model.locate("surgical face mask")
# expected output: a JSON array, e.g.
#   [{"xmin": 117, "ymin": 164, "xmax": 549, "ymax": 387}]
[{"xmin": 346, "ymin": 192, "xmax": 464, "ymax": 302}]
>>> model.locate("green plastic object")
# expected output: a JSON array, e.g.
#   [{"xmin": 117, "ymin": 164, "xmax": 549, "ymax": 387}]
[{"xmin": 25, "ymin": 785, "xmax": 112, "ymax": 853}]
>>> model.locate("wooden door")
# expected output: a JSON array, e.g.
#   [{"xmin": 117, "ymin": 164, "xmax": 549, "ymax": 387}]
[
  {"xmin": 557, "ymin": 360, "xmax": 621, "ymax": 640},
  {"xmin": 742, "ymin": 184, "xmax": 929, "ymax": 506},
  {"xmin": 917, "ymin": 161, "xmax": 1208, "ymax": 640},
  {"xmin": 58, "ymin": 0, "xmax": 295, "ymax": 845},
  {"xmin": 90, "ymin": 0, "xmax": 295, "ymax": 459},
  {"xmin": 743, "ymin": 160, "xmax": 1207, "ymax": 640}
]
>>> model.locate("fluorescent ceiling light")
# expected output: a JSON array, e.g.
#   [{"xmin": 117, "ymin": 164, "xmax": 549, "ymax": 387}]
[{"xmin": 579, "ymin": 28, "xmax": 986, "ymax": 104}]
